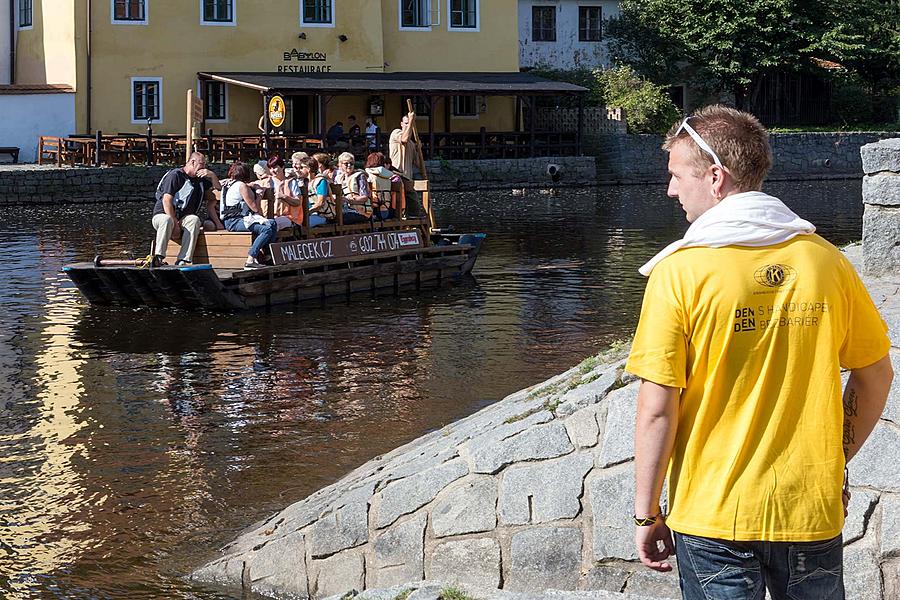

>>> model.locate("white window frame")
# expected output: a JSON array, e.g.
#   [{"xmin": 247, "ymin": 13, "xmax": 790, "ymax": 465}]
[
  {"xmin": 200, "ymin": 0, "xmax": 235, "ymax": 26},
  {"xmin": 447, "ymin": 0, "xmax": 478, "ymax": 32},
  {"xmin": 299, "ymin": 0, "xmax": 335, "ymax": 28},
  {"xmin": 451, "ymin": 95, "xmax": 480, "ymax": 119},
  {"xmin": 577, "ymin": 4, "xmax": 603, "ymax": 42},
  {"xmin": 201, "ymin": 80, "xmax": 229, "ymax": 123},
  {"xmin": 17, "ymin": 0, "xmax": 33, "ymax": 30},
  {"xmin": 111, "ymin": 0, "xmax": 148, "ymax": 25},
  {"xmin": 399, "ymin": 0, "xmax": 432, "ymax": 32},
  {"xmin": 131, "ymin": 77, "xmax": 163, "ymax": 124}
]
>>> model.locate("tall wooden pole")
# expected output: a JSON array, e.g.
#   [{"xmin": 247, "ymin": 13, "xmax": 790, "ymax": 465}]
[{"xmin": 186, "ymin": 88, "xmax": 194, "ymax": 162}]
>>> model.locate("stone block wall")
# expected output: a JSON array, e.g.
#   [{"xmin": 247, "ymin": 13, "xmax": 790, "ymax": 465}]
[
  {"xmin": 0, "ymin": 164, "xmax": 171, "ymax": 206},
  {"xmin": 193, "ymin": 351, "xmax": 684, "ymax": 599},
  {"xmin": 423, "ymin": 156, "xmax": 596, "ymax": 189},
  {"xmin": 195, "ymin": 252, "xmax": 900, "ymax": 599},
  {"xmin": 862, "ymin": 138, "xmax": 900, "ymax": 275},
  {"xmin": 0, "ymin": 157, "xmax": 596, "ymax": 205},
  {"xmin": 593, "ymin": 132, "xmax": 900, "ymax": 185},
  {"xmin": 536, "ymin": 107, "xmax": 628, "ymax": 136}
]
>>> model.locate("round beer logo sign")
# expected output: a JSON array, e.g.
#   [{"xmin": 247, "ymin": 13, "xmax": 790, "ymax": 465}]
[{"xmin": 268, "ymin": 95, "xmax": 286, "ymax": 128}]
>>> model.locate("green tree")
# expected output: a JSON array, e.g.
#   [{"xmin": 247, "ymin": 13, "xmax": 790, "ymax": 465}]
[
  {"xmin": 533, "ymin": 66, "xmax": 680, "ymax": 134},
  {"xmin": 606, "ymin": 0, "xmax": 895, "ymax": 108}
]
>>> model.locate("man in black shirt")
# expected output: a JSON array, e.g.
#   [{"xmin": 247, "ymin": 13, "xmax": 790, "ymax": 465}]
[{"xmin": 151, "ymin": 152, "xmax": 221, "ymax": 265}]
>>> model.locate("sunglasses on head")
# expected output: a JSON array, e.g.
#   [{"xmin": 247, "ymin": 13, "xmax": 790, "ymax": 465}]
[{"xmin": 675, "ymin": 117, "xmax": 724, "ymax": 168}]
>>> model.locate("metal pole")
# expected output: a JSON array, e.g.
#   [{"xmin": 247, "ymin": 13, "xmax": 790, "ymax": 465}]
[
  {"xmin": 263, "ymin": 93, "xmax": 271, "ymax": 156},
  {"xmin": 94, "ymin": 130, "xmax": 102, "ymax": 167},
  {"xmin": 146, "ymin": 118, "xmax": 154, "ymax": 164}
]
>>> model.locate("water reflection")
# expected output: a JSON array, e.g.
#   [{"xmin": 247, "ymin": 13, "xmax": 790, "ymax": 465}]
[{"xmin": 0, "ymin": 180, "xmax": 863, "ymax": 598}]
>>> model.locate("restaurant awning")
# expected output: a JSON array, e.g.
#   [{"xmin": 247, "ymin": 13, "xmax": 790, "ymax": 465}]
[{"xmin": 197, "ymin": 71, "xmax": 588, "ymax": 96}]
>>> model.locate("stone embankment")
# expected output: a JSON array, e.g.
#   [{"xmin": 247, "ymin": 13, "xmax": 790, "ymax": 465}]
[
  {"xmin": 194, "ymin": 138, "xmax": 900, "ymax": 600},
  {"xmin": 0, "ymin": 157, "xmax": 595, "ymax": 206},
  {"xmin": 595, "ymin": 131, "xmax": 900, "ymax": 185},
  {"xmin": 193, "ymin": 249, "xmax": 900, "ymax": 599}
]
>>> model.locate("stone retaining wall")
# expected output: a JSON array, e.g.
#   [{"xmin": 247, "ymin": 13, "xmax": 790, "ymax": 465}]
[
  {"xmin": 424, "ymin": 156, "xmax": 596, "ymax": 189},
  {"xmin": 861, "ymin": 138, "xmax": 900, "ymax": 276},
  {"xmin": 0, "ymin": 157, "xmax": 596, "ymax": 205},
  {"xmin": 594, "ymin": 132, "xmax": 900, "ymax": 184},
  {"xmin": 193, "ymin": 269, "xmax": 900, "ymax": 600},
  {"xmin": 0, "ymin": 164, "xmax": 171, "ymax": 205}
]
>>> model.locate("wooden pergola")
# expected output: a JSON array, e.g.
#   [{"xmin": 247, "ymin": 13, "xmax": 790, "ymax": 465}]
[{"xmin": 197, "ymin": 71, "xmax": 589, "ymax": 159}]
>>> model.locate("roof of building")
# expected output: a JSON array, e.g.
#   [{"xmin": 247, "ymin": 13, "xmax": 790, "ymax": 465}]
[
  {"xmin": 0, "ymin": 84, "xmax": 75, "ymax": 95},
  {"xmin": 197, "ymin": 71, "xmax": 588, "ymax": 95}
]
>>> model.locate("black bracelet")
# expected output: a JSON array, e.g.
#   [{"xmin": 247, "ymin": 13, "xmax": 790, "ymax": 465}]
[{"xmin": 633, "ymin": 512, "xmax": 663, "ymax": 527}]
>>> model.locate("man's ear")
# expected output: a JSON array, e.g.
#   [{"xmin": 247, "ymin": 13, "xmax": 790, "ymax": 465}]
[{"xmin": 709, "ymin": 165, "xmax": 728, "ymax": 199}]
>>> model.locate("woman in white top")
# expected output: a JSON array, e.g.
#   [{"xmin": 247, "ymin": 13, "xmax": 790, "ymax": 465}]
[{"xmin": 218, "ymin": 162, "xmax": 278, "ymax": 269}]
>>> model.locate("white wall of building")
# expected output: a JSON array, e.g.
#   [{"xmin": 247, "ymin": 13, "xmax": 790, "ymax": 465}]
[
  {"xmin": 518, "ymin": 0, "xmax": 621, "ymax": 70},
  {"xmin": 0, "ymin": 93, "xmax": 76, "ymax": 162},
  {"xmin": 0, "ymin": 1, "xmax": 11, "ymax": 84}
]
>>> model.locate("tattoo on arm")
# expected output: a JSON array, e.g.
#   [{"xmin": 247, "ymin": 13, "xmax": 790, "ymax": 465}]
[
  {"xmin": 844, "ymin": 388, "xmax": 859, "ymax": 417},
  {"xmin": 843, "ymin": 388, "xmax": 859, "ymax": 458}
]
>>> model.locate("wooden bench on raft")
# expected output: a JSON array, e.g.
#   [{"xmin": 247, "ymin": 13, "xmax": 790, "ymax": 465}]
[{"xmin": 164, "ymin": 180, "xmax": 434, "ymax": 271}]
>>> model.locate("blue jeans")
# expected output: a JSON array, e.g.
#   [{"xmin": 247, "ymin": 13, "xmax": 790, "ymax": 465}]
[
  {"xmin": 675, "ymin": 533, "xmax": 843, "ymax": 600},
  {"xmin": 224, "ymin": 217, "xmax": 278, "ymax": 259}
]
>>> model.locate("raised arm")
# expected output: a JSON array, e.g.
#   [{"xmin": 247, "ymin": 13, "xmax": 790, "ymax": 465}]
[
  {"xmin": 400, "ymin": 112, "xmax": 415, "ymax": 144},
  {"xmin": 240, "ymin": 182, "xmax": 263, "ymax": 215},
  {"xmin": 634, "ymin": 379, "xmax": 679, "ymax": 572}
]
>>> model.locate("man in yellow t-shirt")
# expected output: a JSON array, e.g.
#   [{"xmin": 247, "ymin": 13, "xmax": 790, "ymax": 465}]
[{"xmin": 625, "ymin": 105, "xmax": 893, "ymax": 600}]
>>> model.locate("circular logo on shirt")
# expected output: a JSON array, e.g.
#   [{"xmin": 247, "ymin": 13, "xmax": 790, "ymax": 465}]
[{"xmin": 754, "ymin": 264, "xmax": 796, "ymax": 287}]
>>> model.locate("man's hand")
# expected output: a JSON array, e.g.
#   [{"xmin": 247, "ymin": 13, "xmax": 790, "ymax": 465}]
[
  {"xmin": 407, "ymin": 111, "xmax": 416, "ymax": 122},
  {"xmin": 636, "ymin": 519, "xmax": 675, "ymax": 572}
]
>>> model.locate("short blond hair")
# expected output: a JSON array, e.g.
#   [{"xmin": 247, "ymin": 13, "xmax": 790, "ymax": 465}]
[
  {"xmin": 663, "ymin": 105, "xmax": 772, "ymax": 192},
  {"xmin": 291, "ymin": 151, "xmax": 309, "ymax": 162}
]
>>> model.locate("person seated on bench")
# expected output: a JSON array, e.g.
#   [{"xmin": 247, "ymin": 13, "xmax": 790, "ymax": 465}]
[
  {"xmin": 267, "ymin": 155, "xmax": 304, "ymax": 231},
  {"xmin": 288, "ymin": 151, "xmax": 309, "ymax": 177},
  {"xmin": 252, "ymin": 161, "xmax": 270, "ymax": 183},
  {"xmin": 303, "ymin": 157, "xmax": 335, "ymax": 227},
  {"xmin": 335, "ymin": 152, "xmax": 370, "ymax": 224},
  {"xmin": 313, "ymin": 152, "xmax": 338, "ymax": 183},
  {"xmin": 364, "ymin": 152, "xmax": 395, "ymax": 220},
  {"xmin": 152, "ymin": 152, "xmax": 221, "ymax": 266},
  {"xmin": 219, "ymin": 161, "xmax": 278, "ymax": 270}
]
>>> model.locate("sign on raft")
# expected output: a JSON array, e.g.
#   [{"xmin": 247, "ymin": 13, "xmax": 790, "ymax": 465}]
[{"xmin": 270, "ymin": 230, "xmax": 423, "ymax": 266}]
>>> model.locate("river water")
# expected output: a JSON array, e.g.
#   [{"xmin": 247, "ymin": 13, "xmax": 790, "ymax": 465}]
[{"xmin": 0, "ymin": 180, "xmax": 863, "ymax": 598}]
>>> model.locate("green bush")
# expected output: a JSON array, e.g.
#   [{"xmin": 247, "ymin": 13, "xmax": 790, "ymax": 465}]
[
  {"xmin": 532, "ymin": 66, "xmax": 680, "ymax": 134},
  {"xmin": 598, "ymin": 67, "xmax": 681, "ymax": 134}
]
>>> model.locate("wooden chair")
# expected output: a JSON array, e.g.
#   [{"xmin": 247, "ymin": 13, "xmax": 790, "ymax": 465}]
[{"xmin": 38, "ymin": 136, "xmax": 65, "ymax": 165}]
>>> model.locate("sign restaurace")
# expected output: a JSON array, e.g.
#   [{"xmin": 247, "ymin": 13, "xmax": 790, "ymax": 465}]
[
  {"xmin": 270, "ymin": 230, "xmax": 423, "ymax": 266},
  {"xmin": 268, "ymin": 95, "xmax": 286, "ymax": 128},
  {"xmin": 278, "ymin": 48, "xmax": 333, "ymax": 73}
]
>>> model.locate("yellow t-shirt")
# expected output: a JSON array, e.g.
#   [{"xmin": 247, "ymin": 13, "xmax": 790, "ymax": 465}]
[{"xmin": 625, "ymin": 235, "xmax": 890, "ymax": 542}]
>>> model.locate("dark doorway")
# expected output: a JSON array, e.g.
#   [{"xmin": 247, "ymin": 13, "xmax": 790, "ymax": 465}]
[{"xmin": 291, "ymin": 95, "xmax": 312, "ymax": 133}]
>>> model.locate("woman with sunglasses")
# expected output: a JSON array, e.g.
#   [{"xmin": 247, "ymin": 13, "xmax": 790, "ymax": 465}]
[{"xmin": 334, "ymin": 152, "xmax": 369, "ymax": 224}]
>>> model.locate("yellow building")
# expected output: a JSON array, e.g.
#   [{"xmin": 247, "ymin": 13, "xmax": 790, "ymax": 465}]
[{"xmin": 12, "ymin": 0, "xmax": 577, "ymax": 142}]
